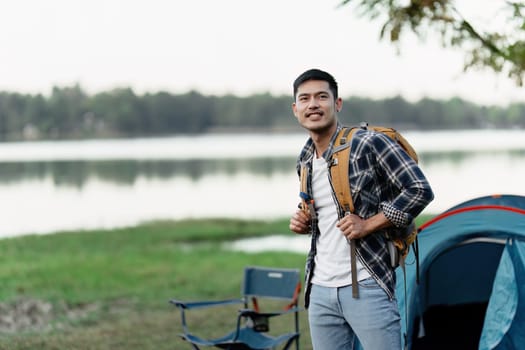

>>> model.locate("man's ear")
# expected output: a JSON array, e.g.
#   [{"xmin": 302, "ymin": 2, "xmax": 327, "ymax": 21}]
[{"xmin": 336, "ymin": 97, "xmax": 343, "ymax": 112}]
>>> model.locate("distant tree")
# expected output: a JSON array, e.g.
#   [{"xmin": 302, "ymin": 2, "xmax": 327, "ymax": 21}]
[
  {"xmin": 339, "ymin": 0, "xmax": 525, "ymax": 85},
  {"xmin": 47, "ymin": 85, "xmax": 89, "ymax": 138}
]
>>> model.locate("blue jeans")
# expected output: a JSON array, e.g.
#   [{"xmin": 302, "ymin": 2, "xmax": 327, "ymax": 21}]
[{"xmin": 308, "ymin": 277, "xmax": 401, "ymax": 350}]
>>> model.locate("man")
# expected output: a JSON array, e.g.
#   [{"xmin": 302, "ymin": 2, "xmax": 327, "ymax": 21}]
[{"xmin": 289, "ymin": 68, "xmax": 434, "ymax": 350}]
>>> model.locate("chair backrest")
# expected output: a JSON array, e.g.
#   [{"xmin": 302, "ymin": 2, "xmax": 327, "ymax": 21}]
[{"xmin": 242, "ymin": 266, "xmax": 300, "ymax": 301}]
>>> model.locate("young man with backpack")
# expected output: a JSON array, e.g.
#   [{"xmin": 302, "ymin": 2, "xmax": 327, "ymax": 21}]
[{"xmin": 289, "ymin": 68, "xmax": 434, "ymax": 350}]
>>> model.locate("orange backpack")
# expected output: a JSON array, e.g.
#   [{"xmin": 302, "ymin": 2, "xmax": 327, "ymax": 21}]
[
  {"xmin": 299, "ymin": 122, "xmax": 420, "ymax": 297},
  {"xmin": 329, "ymin": 123, "xmax": 419, "ymax": 261}
]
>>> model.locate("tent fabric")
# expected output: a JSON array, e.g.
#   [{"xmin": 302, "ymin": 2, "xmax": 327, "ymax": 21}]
[
  {"xmin": 396, "ymin": 194, "xmax": 525, "ymax": 350},
  {"xmin": 479, "ymin": 240, "xmax": 525, "ymax": 350}
]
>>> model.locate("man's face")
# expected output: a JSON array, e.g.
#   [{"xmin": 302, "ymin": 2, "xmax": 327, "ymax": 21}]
[{"xmin": 292, "ymin": 80, "xmax": 342, "ymax": 134}]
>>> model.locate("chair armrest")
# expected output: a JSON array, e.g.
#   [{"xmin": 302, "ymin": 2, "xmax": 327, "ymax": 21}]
[
  {"xmin": 239, "ymin": 308, "xmax": 279, "ymax": 318},
  {"xmin": 238, "ymin": 306, "xmax": 303, "ymax": 333},
  {"xmin": 170, "ymin": 298, "xmax": 244, "ymax": 310},
  {"xmin": 239, "ymin": 306, "xmax": 302, "ymax": 318}
]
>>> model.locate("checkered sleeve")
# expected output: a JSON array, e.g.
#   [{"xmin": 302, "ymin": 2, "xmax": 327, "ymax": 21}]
[{"xmin": 380, "ymin": 201, "xmax": 411, "ymax": 227}]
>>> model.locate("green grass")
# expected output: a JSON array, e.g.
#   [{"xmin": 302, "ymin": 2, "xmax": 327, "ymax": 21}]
[{"xmin": 0, "ymin": 215, "xmax": 432, "ymax": 350}]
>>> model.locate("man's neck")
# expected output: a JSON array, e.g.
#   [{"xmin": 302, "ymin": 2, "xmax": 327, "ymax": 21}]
[{"xmin": 310, "ymin": 124, "xmax": 337, "ymax": 158}]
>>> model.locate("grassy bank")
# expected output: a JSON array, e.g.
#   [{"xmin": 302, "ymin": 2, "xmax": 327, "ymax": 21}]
[{"xmin": 0, "ymin": 215, "xmax": 431, "ymax": 349}]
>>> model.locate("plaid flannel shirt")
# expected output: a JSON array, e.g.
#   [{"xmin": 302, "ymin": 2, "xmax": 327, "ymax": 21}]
[{"xmin": 298, "ymin": 123, "xmax": 434, "ymax": 307}]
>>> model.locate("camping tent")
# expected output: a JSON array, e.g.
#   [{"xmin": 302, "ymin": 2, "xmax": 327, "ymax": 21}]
[{"xmin": 397, "ymin": 194, "xmax": 525, "ymax": 350}]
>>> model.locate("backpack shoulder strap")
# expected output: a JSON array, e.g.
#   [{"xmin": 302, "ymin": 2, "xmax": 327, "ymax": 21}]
[
  {"xmin": 329, "ymin": 126, "xmax": 360, "ymax": 298},
  {"xmin": 330, "ymin": 127, "xmax": 358, "ymax": 214},
  {"xmin": 299, "ymin": 164, "xmax": 308, "ymax": 212},
  {"xmin": 299, "ymin": 164, "xmax": 317, "ymax": 219}
]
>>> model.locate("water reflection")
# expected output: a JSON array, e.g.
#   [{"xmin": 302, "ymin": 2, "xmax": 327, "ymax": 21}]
[
  {"xmin": 421, "ymin": 149, "xmax": 525, "ymax": 164},
  {"xmin": 1, "ymin": 149, "xmax": 524, "ymax": 188},
  {"xmin": 1, "ymin": 130, "xmax": 524, "ymax": 238},
  {"xmin": 0, "ymin": 157, "xmax": 296, "ymax": 187}
]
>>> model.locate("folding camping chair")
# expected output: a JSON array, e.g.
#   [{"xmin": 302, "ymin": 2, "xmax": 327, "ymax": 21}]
[{"xmin": 170, "ymin": 266, "xmax": 302, "ymax": 350}]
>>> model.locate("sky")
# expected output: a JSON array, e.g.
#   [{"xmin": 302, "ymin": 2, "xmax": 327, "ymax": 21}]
[{"xmin": 0, "ymin": 0, "xmax": 523, "ymax": 106}]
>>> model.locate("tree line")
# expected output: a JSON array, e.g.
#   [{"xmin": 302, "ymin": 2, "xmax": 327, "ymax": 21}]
[{"xmin": 0, "ymin": 85, "xmax": 523, "ymax": 141}]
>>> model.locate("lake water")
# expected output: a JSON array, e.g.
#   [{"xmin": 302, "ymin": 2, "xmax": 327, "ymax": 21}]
[{"xmin": 1, "ymin": 129, "xmax": 524, "ymax": 239}]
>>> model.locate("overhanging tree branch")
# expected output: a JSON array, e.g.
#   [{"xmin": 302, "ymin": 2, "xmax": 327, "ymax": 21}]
[{"xmin": 339, "ymin": 0, "xmax": 525, "ymax": 85}]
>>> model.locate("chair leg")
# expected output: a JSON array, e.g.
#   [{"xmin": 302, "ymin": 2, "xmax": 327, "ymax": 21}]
[
  {"xmin": 180, "ymin": 337, "xmax": 201, "ymax": 350},
  {"xmin": 281, "ymin": 335, "xmax": 300, "ymax": 350}
]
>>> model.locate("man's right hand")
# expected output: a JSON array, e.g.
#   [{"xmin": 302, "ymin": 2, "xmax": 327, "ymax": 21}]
[{"xmin": 289, "ymin": 209, "xmax": 311, "ymax": 234}]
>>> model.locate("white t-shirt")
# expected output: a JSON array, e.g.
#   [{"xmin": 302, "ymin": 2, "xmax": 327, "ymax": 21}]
[{"xmin": 310, "ymin": 156, "xmax": 370, "ymax": 287}]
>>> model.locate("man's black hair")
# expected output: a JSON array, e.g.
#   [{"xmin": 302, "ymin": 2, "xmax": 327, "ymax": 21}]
[{"xmin": 293, "ymin": 68, "xmax": 338, "ymax": 100}]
